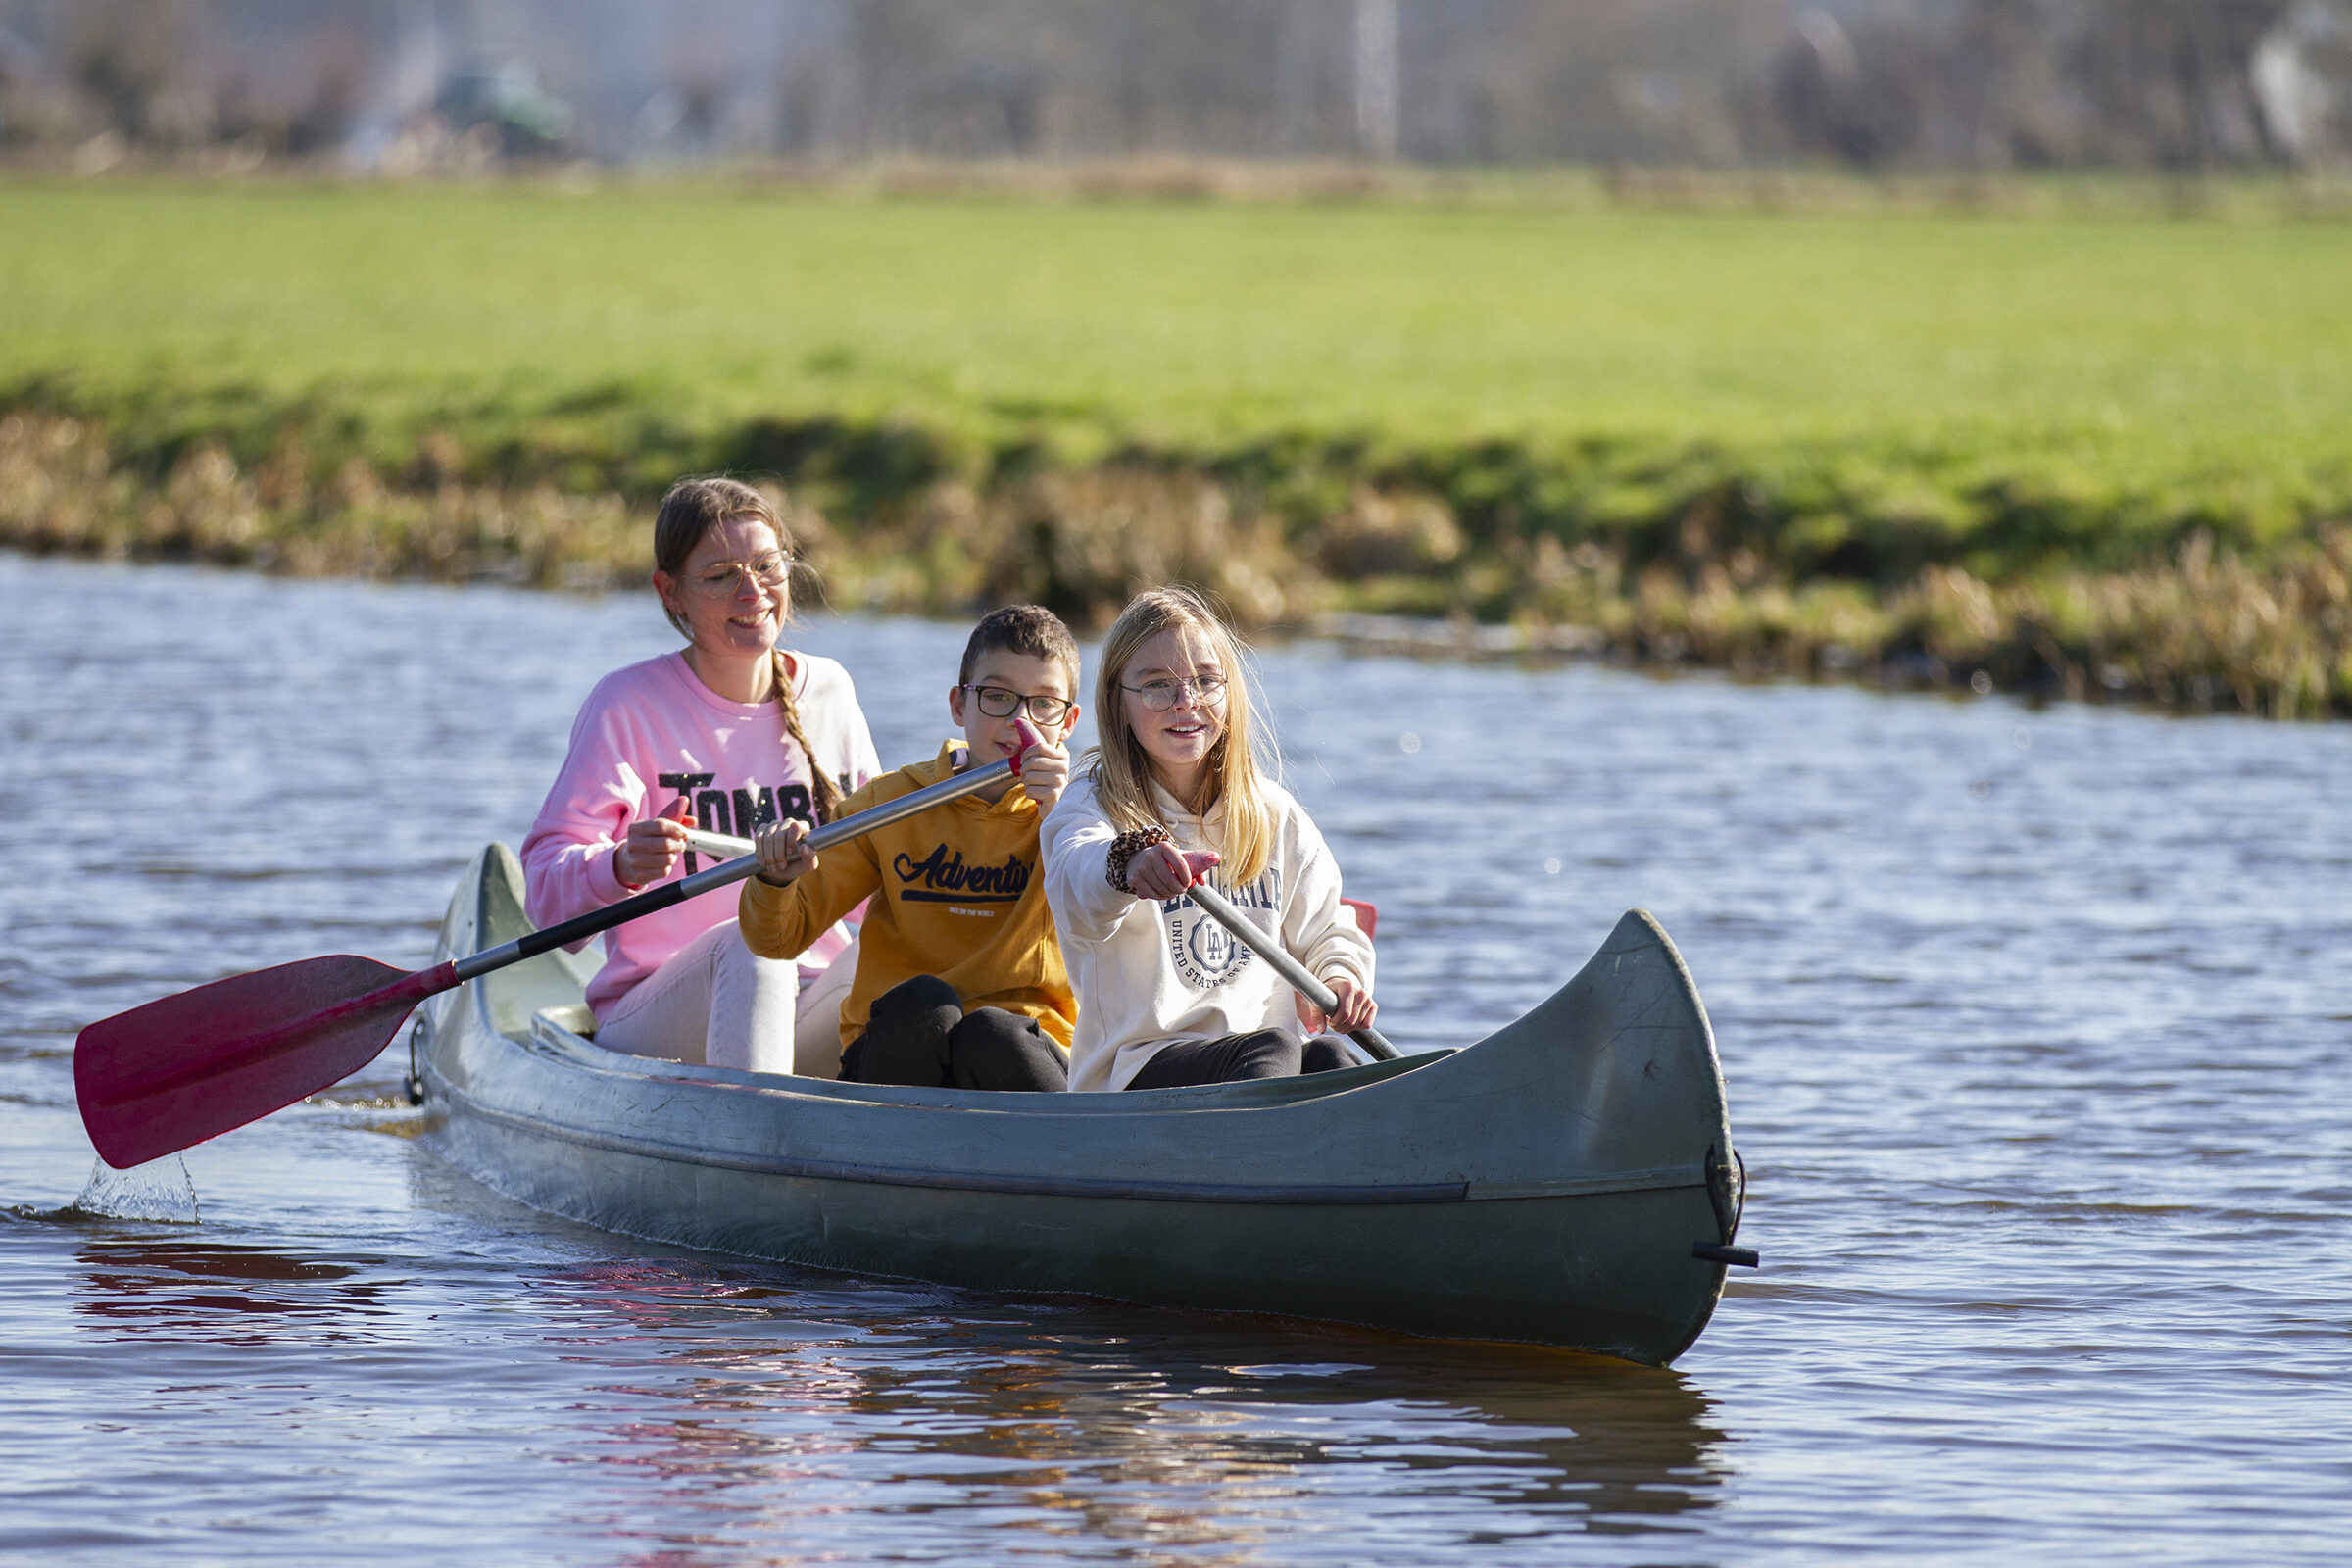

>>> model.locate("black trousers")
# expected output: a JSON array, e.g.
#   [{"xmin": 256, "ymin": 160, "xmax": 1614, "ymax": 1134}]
[
  {"xmin": 838, "ymin": 975, "xmax": 1069, "ymax": 1092},
  {"xmin": 1123, "ymin": 1028, "xmax": 1357, "ymax": 1090}
]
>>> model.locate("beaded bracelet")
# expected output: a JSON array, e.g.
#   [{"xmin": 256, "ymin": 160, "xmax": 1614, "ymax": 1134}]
[{"xmin": 1105, "ymin": 825, "xmax": 1174, "ymax": 893}]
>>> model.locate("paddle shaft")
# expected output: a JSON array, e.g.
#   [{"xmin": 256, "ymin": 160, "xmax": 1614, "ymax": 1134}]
[
  {"xmin": 449, "ymin": 757, "xmax": 1013, "ymax": 983},
  {"xmin": 1183, "ymin": 881, "xmax": 1399, "ymax": 1061},
  {"xmin": 101, "ymin": 757, "xmax": 1016, "ymax": 1102},
  {"xmin": 698, "ymin": 829, "xmax": 1404, "ymax": 1060},
  {"xmin": 74, "ymin": 755, "xmax": 1025, "ymax": 1168},
  {"xmin": 683, "ymin": 827, "xmax": 759, "ymax": 859}
]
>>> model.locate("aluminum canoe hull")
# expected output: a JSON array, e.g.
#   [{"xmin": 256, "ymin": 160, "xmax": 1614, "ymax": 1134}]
[{"xmin": 416, "ymin": 844, "xmax": 1744, "ymax": 1365}]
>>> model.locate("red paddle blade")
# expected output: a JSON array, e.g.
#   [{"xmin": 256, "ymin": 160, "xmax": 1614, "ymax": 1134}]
[{"xmin": 74, "ymin": 954, "xmax": 456, "ymax": 1170}]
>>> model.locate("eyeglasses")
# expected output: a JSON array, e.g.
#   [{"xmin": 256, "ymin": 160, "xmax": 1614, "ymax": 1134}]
[
  {"xmin": 1121, "ymin": 674, "xmax": 1228, "ymax": 711},
  {"xmin": 960, "ymin": 685, "xmax": 1073, "ymax": 726},
  {"xmin": 691, "ymin": 552, "xmax": 792, "ymax": 596}
]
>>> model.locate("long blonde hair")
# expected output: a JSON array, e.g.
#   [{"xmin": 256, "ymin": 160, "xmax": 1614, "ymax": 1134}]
[
  {"xmin": 652, "ymin": 475, "xmax": 843, "ymax": 823},
  {"xmin": 1085, "ymin": 586, "xmax": 1274, "ymax": 887}
]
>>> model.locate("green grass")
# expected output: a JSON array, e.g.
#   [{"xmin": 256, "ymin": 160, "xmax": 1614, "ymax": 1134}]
[{"xmin": 5, "ymin": 179, "xmax": 2349, "ymax": 493}]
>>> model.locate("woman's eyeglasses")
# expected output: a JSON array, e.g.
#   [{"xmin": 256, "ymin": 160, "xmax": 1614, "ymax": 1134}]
[
  {"xmin": 692, "ymin": 552, "xmax": 792, "ymax": 596},
  {"xmin": 960, "ymin": 685, "xmax": 1073, "ymax": 726},
  {"xmin": 1121, "ymin": 674, "xmax": 1228, "ymax": 711}
]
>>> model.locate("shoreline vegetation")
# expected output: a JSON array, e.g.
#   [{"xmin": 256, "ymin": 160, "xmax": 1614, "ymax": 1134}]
[
  {"xmin": 10, "ymin": 405, "xmax": 2345, "ymax": 718},
  {"xmin": 4, "ymin": 172, "xmax": 2348, "ymax": 716}
]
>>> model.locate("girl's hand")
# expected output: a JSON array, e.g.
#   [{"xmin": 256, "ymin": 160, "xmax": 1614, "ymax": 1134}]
[
  {"xmin": 1298, "ymin": 976, "xmax": 1377, "ymax": 1035},
  {"xmin": 755, "ymin": 818, "xmax": 816, "ymax": 886},
  {"xmin": 1018, "ymin": 733, "xmax": 1071, "ymax": 813},
  {"xmin": 1126, "ymin": 844, "xmax": 1220, "ymax": 902},
  {"xmin": 613, "ymin": 797, "xmax": 693, "ymax": 889}
]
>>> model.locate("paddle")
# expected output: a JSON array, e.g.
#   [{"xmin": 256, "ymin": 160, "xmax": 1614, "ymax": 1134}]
[
  {"xmin": 681, "ymin": 826, "xmax": 765, "ymax": 859},
  {"xmin": 1182, "ymin": 879, "xmax": 1402, "ymax": 1062},
  {"xmin": 686, "ymin": 825, "xmax": 1396, "ymax": 1062},
  {"xmin": 74, "ymin": 740, "xmax": 1036, "ymax": 1170}
]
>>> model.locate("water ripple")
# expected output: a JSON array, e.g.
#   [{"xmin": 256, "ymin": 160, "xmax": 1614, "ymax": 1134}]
[{"xmin": 2, "ymin": 555, "xmax": 2348, "ymax": 1565}]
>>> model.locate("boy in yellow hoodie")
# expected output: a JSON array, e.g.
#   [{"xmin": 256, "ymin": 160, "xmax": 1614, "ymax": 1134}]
[{"xmin": 741, "ymin": 605, "xmax": 1079, "ymax": 1090}]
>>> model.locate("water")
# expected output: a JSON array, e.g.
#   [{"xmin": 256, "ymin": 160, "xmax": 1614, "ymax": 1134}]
[{"xmin": 2, "ymin": 552, "xmax": 2347, "ymax": 1565}]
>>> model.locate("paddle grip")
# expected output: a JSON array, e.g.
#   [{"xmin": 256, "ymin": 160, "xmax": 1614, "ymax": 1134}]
[
  {"xmin": 1184, "ymin": 881, "xmax": 1400, "ymax": 1062},
  {"xmin": 452, "ymin": 757, "xmax": 1016, "ymax": 984}
]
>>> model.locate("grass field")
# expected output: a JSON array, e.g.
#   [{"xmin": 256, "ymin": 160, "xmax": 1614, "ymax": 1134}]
[
  {"xmin": 7, "ymin": 180, "xmax": 2351, "ymax": 465},
  {"xmin": 3, "ymin": 177, "xmax": 2348, "ymax": 710}
]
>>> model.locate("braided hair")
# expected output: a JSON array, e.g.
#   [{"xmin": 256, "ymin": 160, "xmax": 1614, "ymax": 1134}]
[
  {"xmin": 653, "ymin": 476, "xmax": 844, "ymax": 824},
  {"xmin": 768, "ymin": 645, "xmax": 843, "ymax": 823}
]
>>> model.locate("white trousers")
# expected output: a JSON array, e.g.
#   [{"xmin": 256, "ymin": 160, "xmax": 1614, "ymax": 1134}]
[
  {"xmin": 788, "ymin": 941, "xmax": 855, "ymax": 1079},
  {"xmin": 595, "ymin": 918, "xmax": 851, "ymax": 1077}
]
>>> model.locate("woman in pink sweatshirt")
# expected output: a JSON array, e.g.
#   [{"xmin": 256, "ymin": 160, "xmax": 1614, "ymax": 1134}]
[{"xmin": 520, "ymin": 477, "xmax": 878, "ymax": 1073}]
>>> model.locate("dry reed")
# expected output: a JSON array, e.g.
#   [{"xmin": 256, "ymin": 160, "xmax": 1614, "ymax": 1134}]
[{"xmin": 6, "ymin": 412, "xmax": 2344, "ymax": 717}]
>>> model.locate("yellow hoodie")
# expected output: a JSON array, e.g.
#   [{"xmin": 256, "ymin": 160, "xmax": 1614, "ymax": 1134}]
[{"xmin": 739, "ymin": 740, "xmax": 1074, "ymax": 1055}]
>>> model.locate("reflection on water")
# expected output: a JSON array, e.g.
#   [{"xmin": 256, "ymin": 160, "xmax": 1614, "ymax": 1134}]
[
  {"xmin": 394, "ymin": 1138, "xmax": 1728, "ymax": 1562},
  {"xmin": 3, "ymin": 555, "xmax": 2349, "ymax": 1565},
  {"xmin": 74, "ymin": 1240, "xmax": 393, "ymax": 1334},
  {"xmin": 33, "ymin": 1211, "xmax": 1726, "ymax": 1563},
  {"xmin": 545, "ymin": 1257, "xmax": 1723, "ymax": 1556}
]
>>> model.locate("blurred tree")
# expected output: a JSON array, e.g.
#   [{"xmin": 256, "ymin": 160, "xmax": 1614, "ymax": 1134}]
[
  {"xmin": 2, "ymin": 0, "xmax": 2345, "ymax": 171},
  {"xmin": 68, "ymin": 0, "xmax": 189, "ymax": 143}
]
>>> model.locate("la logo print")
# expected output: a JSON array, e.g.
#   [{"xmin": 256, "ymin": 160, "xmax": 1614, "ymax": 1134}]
[{"xmin": 1163, "ymin": 870, "xmax": 1281, "ymax": 991}]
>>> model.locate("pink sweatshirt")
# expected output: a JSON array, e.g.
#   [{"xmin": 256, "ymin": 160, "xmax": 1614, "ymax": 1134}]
[{"xmin": 521, "ymin": 650, "xmax": 880, "ymax": 1019}]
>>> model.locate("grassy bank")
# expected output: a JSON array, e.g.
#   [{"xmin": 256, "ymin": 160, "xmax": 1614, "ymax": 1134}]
[{"xmin": 3, "ymin": 178, "xmax": 2348, "ymax": 713}]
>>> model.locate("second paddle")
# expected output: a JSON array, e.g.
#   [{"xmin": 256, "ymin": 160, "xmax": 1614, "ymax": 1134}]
[{"xmin": 1182, "ymin": 880, "xmax": 1401, "ymax": 1062}]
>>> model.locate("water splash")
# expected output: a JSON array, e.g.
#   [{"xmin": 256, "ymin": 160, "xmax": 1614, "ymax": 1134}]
[{"xmin": 58, "ymin": 1156, "xmax": 202, "ymax": 1224}]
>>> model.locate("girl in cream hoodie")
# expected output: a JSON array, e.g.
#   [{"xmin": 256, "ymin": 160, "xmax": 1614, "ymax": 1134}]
[{"xmin": 1041, "ymin": 587, "xmax": 1375, "ymax": 1092}]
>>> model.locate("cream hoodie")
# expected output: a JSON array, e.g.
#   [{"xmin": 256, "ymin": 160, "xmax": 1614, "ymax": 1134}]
[{"xmin": 1041, "ymin": 774, "xmax": 1373, "ymax": 1091}]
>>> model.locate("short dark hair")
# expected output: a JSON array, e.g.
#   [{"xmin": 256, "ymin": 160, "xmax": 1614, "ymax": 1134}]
[{"xmin": 960, "ymin": 604, "xmax": 1081, "ymax": 693}]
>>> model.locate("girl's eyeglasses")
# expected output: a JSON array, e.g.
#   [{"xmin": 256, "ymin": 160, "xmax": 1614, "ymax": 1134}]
[
  {"xmin": 960, "ymin": 685, "xmax": 1073, "ymax": 726},
  {"xmin": 692, "ymin": 553, "xmax": 792, "ymax": 595},
  {"xmin": 1122, "ymin": 674, "xmax": 1228, "ymax": 711}
]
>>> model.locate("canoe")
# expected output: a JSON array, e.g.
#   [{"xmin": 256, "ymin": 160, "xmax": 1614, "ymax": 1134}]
[{"xmin": 412, "ymin": 843, "xmax": 1749, "ymax": 1366}]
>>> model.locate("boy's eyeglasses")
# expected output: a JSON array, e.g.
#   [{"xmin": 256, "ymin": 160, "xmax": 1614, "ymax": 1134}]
[
  {"xmin": 691, "ymin": 552, "xmax": 792, "ymax": 595},
  {"xmin": 1122, "ymin": 675, "xmax": 1228, "ymax": 711},
  {"xmin": 961, "ymin": 685, "xmax": 1073, "ymax": 726}
]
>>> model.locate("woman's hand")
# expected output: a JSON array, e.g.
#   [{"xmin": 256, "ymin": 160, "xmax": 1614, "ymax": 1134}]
[
  {"xmin": 1297, "ymin": 976, "xmax": 1377, "ymax": 1035},
  {"xmin": 755, "ymin": 818, "xmax": 817, "ymax": 887},
  {"xmin": 612, "ymin": 797, "xmax": 693, "ymax": 889},
  {"xmin": 1126, "ymin": 844, "xmax": 1220, "ymax": 902},
  {"xmin": 1018, "ymin": 733, "xmax": 1071, "ymax": 813}
]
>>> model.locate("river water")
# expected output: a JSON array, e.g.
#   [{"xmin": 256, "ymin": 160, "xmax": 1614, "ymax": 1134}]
[{"xmin": 2, "ymin": 552, "xmax": 2345, "ymax": 1565}]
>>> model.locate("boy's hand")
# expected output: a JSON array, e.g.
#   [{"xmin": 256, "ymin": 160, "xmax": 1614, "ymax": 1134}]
[
  {"xmin": 1126, "ymin": 844, "xmax": 1220, "ymax": 902},
  {"xmin": 1017, "ymin": 732, "xmax": 1071, "ymax": 813},
  {"xmin": 614, "ymin": 796, "xmax": 694, "ymax": 889},
  {"xmin": 754, "ymin": 818, "xmax": 817, "ymax": 887},
  {"xmin": 1298, "ymin": 976, "xmax": 1377, "ymax": 1035}
]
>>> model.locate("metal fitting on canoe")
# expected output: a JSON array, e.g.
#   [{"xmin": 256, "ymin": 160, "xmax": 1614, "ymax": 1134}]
[
  {"xmin": 1691, "ymin": 1241, "xmax": 1761, "ymax": 1268},
  {"xmin": 405, "ymin": 1017, "xmax": 429, "ymax": 1106},
  {"xmin": 1697, "ymin": 1144, "xmax": 1756, "ymax": 1265}
]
